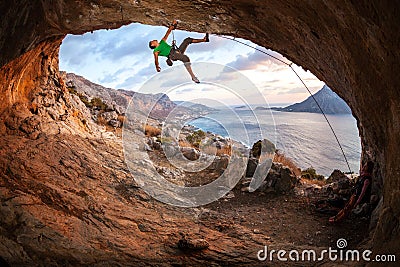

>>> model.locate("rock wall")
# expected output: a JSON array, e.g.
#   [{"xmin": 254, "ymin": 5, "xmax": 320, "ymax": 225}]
[{"xmin": 1, "ymin": 0, "xmax": 399, "ymax": 261}]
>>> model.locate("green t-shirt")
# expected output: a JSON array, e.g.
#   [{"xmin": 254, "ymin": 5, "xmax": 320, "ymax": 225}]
[{"xmin": 153, "ymin": 40, "xmax": 171, "ymax": 57}]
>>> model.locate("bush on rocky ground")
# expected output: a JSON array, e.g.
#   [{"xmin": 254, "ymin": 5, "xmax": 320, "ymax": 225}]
[
  {"xmin": 186, "ymin": 130, "xmax": 205, "ymax": 148},
  {"xmin": 301, "ymin": 167, "xmax": 325, "ymax": 181},
  {"xmin": 273, "ymin": 150, "xmax": 301, "ymax": 177},
  {"xmin": 144, "ymin": 124, "xmax": 161, "ymax": 137}
]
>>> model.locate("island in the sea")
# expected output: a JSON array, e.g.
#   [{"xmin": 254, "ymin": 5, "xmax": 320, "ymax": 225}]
[{"xmin": 257, "ymin": 85, "xmax": 352, "ymax": 114}]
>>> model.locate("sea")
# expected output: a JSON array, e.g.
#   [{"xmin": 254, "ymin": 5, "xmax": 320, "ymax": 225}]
[{"xmin": 188, "ymin": 107, "xmax": 361, "ymax": 177}]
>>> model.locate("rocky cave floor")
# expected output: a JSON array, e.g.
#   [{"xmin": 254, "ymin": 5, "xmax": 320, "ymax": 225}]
[
  {"xmin": 135, "ymin": 147, "xmax": 372, "ymax": 265},
  {"xmin": 148, "ymin": 148, "xmax": 369, "ymax": 250},
  {"xmin": 145, "ymin": 129, "xmax": 369, "ymax": 248},
  {"xmin": 203, "ymin": 188, "xmax": 369, "ymax": 249}
]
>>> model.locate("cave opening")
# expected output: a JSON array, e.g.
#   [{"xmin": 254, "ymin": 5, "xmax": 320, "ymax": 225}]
[{"xmin": 59, "ymin": 23, "xmax": 361, "ymax": 177}]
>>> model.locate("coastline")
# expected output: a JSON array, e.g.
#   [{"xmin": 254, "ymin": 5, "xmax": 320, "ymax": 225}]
[{"xmin": 186, "ymin": 109, "xmax": 360, "ymax": 177}]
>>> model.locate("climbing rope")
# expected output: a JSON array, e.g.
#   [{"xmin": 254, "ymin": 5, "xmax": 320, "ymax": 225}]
[
  {"xmin": 289, "ymin": 64, "xmax": 353, "ymax": 174},
  {"xmin": 214, "ymin": 34, "xmax": 353, "ymax": 174},
  {"xmin": 217, "ymin": 35, "xmax": 290, "ymax": 66}
]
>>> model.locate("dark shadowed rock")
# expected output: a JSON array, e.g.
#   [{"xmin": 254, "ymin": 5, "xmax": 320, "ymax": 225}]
[
  {"xmin": 245, "ymin": 158, "xmax": 258, "ymax": 177},
  {"xmin": 261, "ymin": 163, "xmax": 298, "ymax": 193},
  {"xmin": 242, "ymin": 163, "xmax": 297, "ymax": 193},
  {"xmin": 215, "ymin": 155, "xmax": 230, "ymax": 172},
  {"xmin": 177, "ymin": 236, "xmax": 209, "ymax": 251},
  {"xmin": 326, "ymin": 169, "xmax": 349, "ymax": 184}
]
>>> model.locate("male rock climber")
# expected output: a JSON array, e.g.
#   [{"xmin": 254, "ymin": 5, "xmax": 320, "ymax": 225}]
[
  {"xmin": 149, "ymin": 19, "xmax": 209, "ymax": 83},
  {"xmin": 329, "ymin": 161, "xmax": 373, "ymax": 223}
]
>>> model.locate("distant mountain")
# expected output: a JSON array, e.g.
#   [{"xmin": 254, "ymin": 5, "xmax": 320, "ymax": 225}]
[
  {"xmin": 272, "ymin": 85, "xmax": 351, "ymax": 114},
  {"xmin": 64, "ymin": 73, "xmax": 215, "ymax": 120},
  {"xmin": 174, "ymin": 101, "xmax": 218, "ymax": 114}
]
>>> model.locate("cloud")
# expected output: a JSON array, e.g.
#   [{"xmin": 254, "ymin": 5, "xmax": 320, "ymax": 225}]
[
  {"xmin": 98, "ymin": 68, "xmax": 129, "ymax": 84},
  {"xmin": 279, "ymin": 87, "xmax": 307, "ymax": 95},
  {"xmin": 225, "ymin": 47, "xmax": 288, "ymax": 71},
  {"xmin": 98, "ymin": 41, "xmax": 139, "ymax": 60},
  {"xmin": 60, "ymin": 34, "xmax": 98, "ymax": 67},
  {"xmin": 116, "ymin": 76, "xmax": 141, "ymax": 89},
  {"xmin": 96, "ymin": 34, "xmax": 152, "ymax": 61},
  {"xmin": 214, "ymin": 65, "xmax": 244, "ymax": 83},
  {"xmin": 60, "ymin": 23, "xmax": 157, "ymax": 68},
  {"xmin": 135, "ymin": 63, "xmax": 155, "ymax": 77},
  {"xmin": 175, "ymin": 88, "xmax": 196, "ymax": 94},
  {"xmin": 160, "ymin": 78, "xmax": 186, "ymax": 88},
  {"xmin": 114, "ymin": 64, "xmax": 158, "ymax": 90},
  {"xmin": 227, "ymin": 54, "xmax": 254, "ymax": 70},
  {"xmin": 262, "ymin": 85, "xmax": 310, "ymax": 96},
  {"xmin": 98, "ymin": 73, "xmax": 118, "ymax": 84},
  {"xmin": 97, "ymin": 30, "xmax": 152, "ymax": 61}
]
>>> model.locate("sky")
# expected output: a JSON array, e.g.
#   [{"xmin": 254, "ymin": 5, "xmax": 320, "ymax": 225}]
[{"xmin": 59, "ymin": 23, "xmax": 325, "ymax": 106}]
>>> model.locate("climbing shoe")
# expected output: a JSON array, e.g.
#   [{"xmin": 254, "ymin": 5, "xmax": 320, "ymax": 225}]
[{"xmin": 192, "ymin": 77, "xmax": 200, "ymax": 83}]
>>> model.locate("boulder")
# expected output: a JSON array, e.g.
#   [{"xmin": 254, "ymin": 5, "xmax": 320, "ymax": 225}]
[
  {"xmin": 109, "ymin": 119, "xmax": 120, "ymax": 128},
  {"xmin": 250, "ymin": 139, "xmax": 275, "ymax": 159},
  {"xmin": 326, "ymin": 169, "xmax": 349, "ymax": 184},
  {"xmin": 261, "ymin": 163, "xmax": 298, "ymax": 193},
  {"xmin": 274, "ymin": 165, "xmax": 297, "ymax": 193},
  {"xmin": 214, "ymin": 141, "xmax": 223, "ymax": 149},
  {"xmin": 152, "ymin": 141, "xmax": 161, "ymax": 150},
  {"xmin": 323, "ymin": 179, "xmax": 352, "ymax": 196},
  {"xmin": 147, "ymin": 137, "xmax": 153, "ymax": 147},
  {"xmin": 177, "ymin": 236, "xmax": 209, "ymax": 251},
  {"xmin": 181, "ymin": 147, "xmax": 200, "ymax": 161},
  {"xmin": 369, "ymin": 196, "xmax": 383, "ymax": 231},
  {"xmin": 147, "ymin": 137, "xmax": 161, "ymax": 150},
  {"xmin": 100, "ymin": 111, "xmax": 118, "ymax": 121},
  {"xmin": 215, "ymin": 155, "xmax": 229, "ymax": 172}
]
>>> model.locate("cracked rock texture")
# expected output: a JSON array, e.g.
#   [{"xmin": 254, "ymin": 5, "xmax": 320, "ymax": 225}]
[{"xmin": 0, "ymin": 0, "xmax": 399, "ymax": 265}]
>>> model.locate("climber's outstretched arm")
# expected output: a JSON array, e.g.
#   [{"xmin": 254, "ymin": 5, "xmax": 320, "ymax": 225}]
[
  {"xmin": 162, "ymin": 19, "xmax": 177, "ymax": 41},
  {"xmin": 153, "ymin": 51, "xmax": 161, "ymax": 72}
]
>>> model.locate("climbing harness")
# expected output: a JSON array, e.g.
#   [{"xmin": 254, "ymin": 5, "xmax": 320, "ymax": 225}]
[
  {"xmin": 167, "ymin": 21, "xmax": 179, "ymax": 66},
  {"xmin": 171, "ymin": 21, "xmax": 179, "ymax": 50},
  {"xmin": 214, "ymin": 34, "xmax": 353, "ymax": 174}
]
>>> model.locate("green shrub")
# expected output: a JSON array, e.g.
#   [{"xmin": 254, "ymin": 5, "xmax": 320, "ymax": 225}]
[
  {"xmin": 68, "ymin": 85, "xmax": 78, "ymax": 95},
  {"xmin": 301, "ymin": 167, "xmax": 325, "ymax": 181},
  {"xmin": 78, "ymin": 94, "xmax": 92, "ymax": 108},
  {"xmin": 90, "ymin": 97, "xmax": 108, "ymax": 111},
  {"xmin": 67, "ymin": 86, "xmax": 107, "ymax": 110},
  {"xmin": 186, "ymin": 130, "xmax": 206, "ymax": 148}
]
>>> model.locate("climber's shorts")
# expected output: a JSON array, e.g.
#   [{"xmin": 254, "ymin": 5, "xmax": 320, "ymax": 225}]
[{"xmin": 168, "ymin": 37, "xmax": 193, "ymax": 63}]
